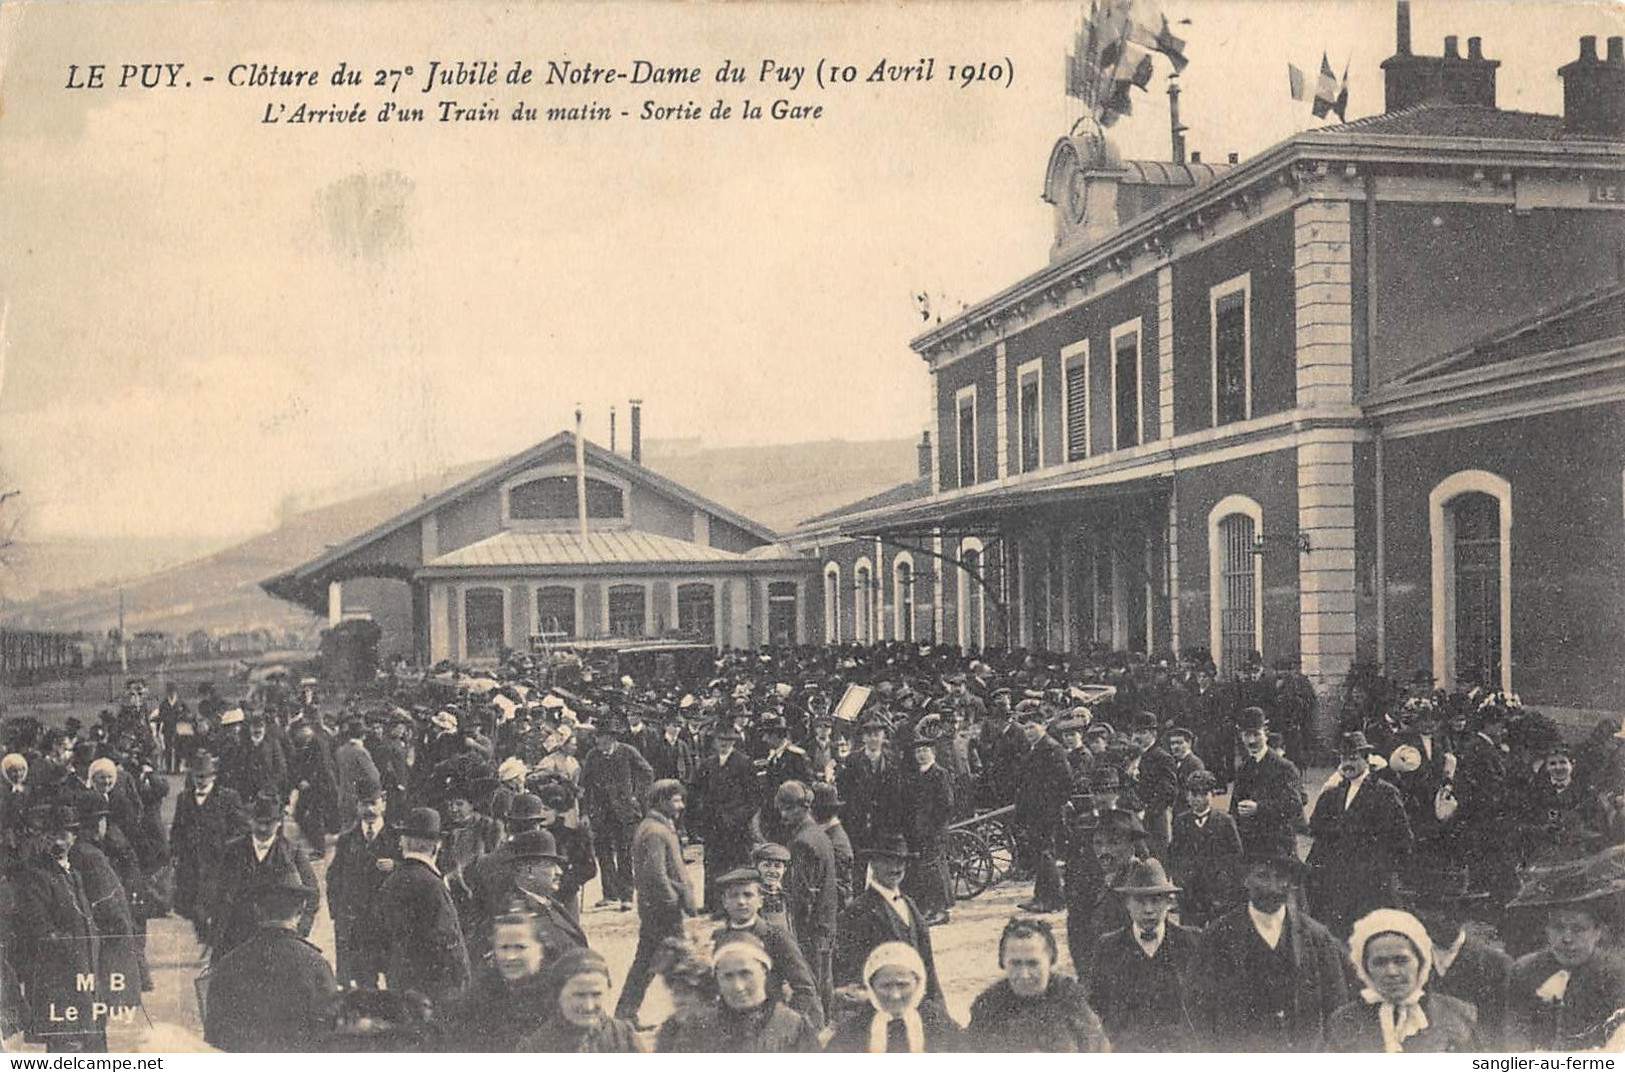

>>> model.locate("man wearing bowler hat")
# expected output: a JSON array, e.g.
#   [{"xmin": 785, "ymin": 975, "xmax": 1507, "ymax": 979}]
[
  {"xmin": 1089, "ymin": 857, "xmax": 1201, "ymax": 1051},
  {"xmin": 1190, "ymin": 848, "xmax": 1348, "ymax": 1051},
  {"xmin": 1014, "ymin": 705, "xmax": 1073, "ymax": 914},
  {"xmin": 837, "ymin": 714, "xmax": 903, "ymax": 852},
  {"xmin": 692, "ymin": 721, "xmax": 757, "ymax": 913},
  {"xmin": 169, "ymin": 752, "xmax": 247, "ymax": 940},
  {"xmin": 209, "ymin": 791, "xmax": 319, "ymax": 963},
  {"xmin": 499, "ymin": 827, "xmax": 589, "ymax": 958},
  {"xmin": 833, "ymin": 832, "xmax": 943, "ymax": 1008},
  {"xmin": 377, "ymin": 807, "xmax": 470, "ymax": 1006},
  {"xmin": 580, "ymin": 717, "xmax": 654, "ymax": 910},
  {"xmin": 204, "ymin": 874, "xmax": 339, "ymax": 1052},
  {"xmin": 1306, "ymin": 730, "xmax": 1413, "ymax": 937},
  {"xmin": 1229, "ymin": 706, "xmax": 1306, "ymax": 861},
  {"xmin": 327, "ymin": 774, "xmax": 398, "ymax": 989},
  {"xmin": 12, "ymin": 805, "xmax": 105, "ymax": 1051}
]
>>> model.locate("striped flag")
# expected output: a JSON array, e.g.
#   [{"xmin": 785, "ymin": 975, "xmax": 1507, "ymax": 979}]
[
  {"xmin": 1311, "ymin": 51, "xmax": 1338, "ymax": 118},
  {"xmin": 1288, "ymin": 63, "xmax": 1307, "ymax": 101},
  {"xmin": 1332, "ymin": 61, "xmax": 1350, "ymax": 121}
]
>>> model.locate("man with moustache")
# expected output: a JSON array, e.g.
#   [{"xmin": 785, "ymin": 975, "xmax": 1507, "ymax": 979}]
[{"xmin": 327, "ymin": 775, "xmax": 398, "ymax": 989}]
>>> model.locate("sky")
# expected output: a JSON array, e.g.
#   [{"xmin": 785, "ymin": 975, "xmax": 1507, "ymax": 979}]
[{"xmin": 1, "ymin": 0, "xmax": 1619, "ymax": 542}]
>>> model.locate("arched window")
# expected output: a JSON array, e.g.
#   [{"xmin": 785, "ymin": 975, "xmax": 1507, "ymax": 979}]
[
  {"xmin": 463, "ymin": 586, "xmax": 506, "ymax": 659},
  {"xmin": 958, "ymin": 538, "xmax": 986, "ymax": 651},
  {"xmin": 1208, "ymin": 495, "xmax": 1263, "ymax": 675},
  {"xmin": 676, "ymin": 583, "xmax": 716, "ymax": 643},
  {"xmin": 508, "ymin": 475, "xmax": 624, "ymax": 520},
  {"xmin": 823, "ymin": 563, "xmax": 841, "ymax": 644},
  {"xmin": 536, "ymin": 586, "xmax": 576, "ymax": 639},
  {"xmin": 1431, "ymin": 471, "xmax": 1512, "ymax": 693},
  {"xmin": 893, "ymin": 553, "xmax": 916, "ymax": 643},
  {"xmin": 607, "ymin": 584, "xmax": 647, "ymax": 638},
  {"xmin": 853, "ymin": 558, "xmax": 874, "ymax": 645}
]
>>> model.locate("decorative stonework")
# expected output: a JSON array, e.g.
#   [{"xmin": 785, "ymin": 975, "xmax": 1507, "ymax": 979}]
[
  {"xmin": 1157, "ymin": 265, "xmax": 1174, "ymax": 441},
  {"xmin": 1294, "ymin": 199, "xmax": 1355, "ymax": 411},
  {"xmin": 995, "ymin": 341, "xmax": 1009, "ymax": 478}
]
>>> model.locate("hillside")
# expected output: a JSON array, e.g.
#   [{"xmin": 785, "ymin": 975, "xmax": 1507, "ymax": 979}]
[{"xmin": 0, "ymin": 437, "xmax": 918, "ymax": 637}]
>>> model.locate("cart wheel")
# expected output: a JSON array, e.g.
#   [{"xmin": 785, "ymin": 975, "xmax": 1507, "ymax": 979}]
[
  {"xmin": 948, "ymin": 828, "xmax": 995, "ymax": 900},
  {"xmin": 974, "ymin": 817, "xmax": 1016, "ymax": 882}
]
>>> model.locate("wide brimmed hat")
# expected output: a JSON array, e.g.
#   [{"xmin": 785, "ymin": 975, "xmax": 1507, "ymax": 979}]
[
  {"xmin": 1506, "ymin": 845, "xmax": 1625, "ymax": 913},
  {"xmin": 508, "ymin": 793, "xmax": 547, "ymax": 822},
  {"xmin": 865, "ymin": 833, "xmax": 915, "ymax": 860},
  {"xmin": 1092, "ymin": 808, "xmax": 1150, "ymax": 841},
  {"xmin": 1112, "ymin": 858, "xmax": 1181, "ymax": 895},
  {"xmin": 27, "ymin": 804, "xmax": 79, "ymax": 834},
  {"xmin": 811, "ymin": 782, "xmax": 844, "ymax": 809},
  {"xmin": 1338, "ymin": 731, "xmax": 1377, "ymax": 756}
]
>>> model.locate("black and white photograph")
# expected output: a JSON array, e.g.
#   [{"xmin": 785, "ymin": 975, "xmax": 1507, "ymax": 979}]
[{"xmin": 0, "ymin": 0, "xmax": 1622, "ymax": 1055}]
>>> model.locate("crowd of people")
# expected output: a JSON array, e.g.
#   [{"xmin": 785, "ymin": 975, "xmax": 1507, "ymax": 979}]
[{"xmin": 0, "ymin": 641, "xmax": 1620, "ymax": 1053}]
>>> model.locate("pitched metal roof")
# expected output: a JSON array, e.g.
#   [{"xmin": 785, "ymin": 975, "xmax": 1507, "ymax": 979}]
[
  {"xmin": 1398, "ymin": 284, "xmax": 1625, "ymax": 384},
  {"xmin": 799, "ymin": 477, "xmax": 933, "ymax": 527},
  {"xmin": 1315, "ymin": 103, "xmax": 1568, "ymax": 141},
  {"xmin": 424, "ymin": 530, "xmax": 744, "ymax": 570}
]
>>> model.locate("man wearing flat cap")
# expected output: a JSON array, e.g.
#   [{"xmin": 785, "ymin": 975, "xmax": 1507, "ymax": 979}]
[
  {"xmin": 377, "ymin": 807, "xmax": 470, "ymax": 1006},
  {"xmin": 1189, "ymin": 848, "xmax": 1348, "ymax": 1051},
  {"xmin": 1168, "ymin": 770, "xmax": 1243, "ymax": 929},
  {"xmin": 777, "ymin": 780, "xmax": 839, "ymax": 1014},
  {"xmin": 1306, "ymin": 731, "xmax": 1413, "ymax": 937},
  {"xmin": 1130, "ymin": 711, "xmax": 1181, "ymax": 857},
  {"xmin": 209, "ymin": 792, "xmax": 319, "ymax": 963},
  {"xmin": 204, "ymin": 874, "xmax": 340, "ymax": 1052},
  {"xmin": 711, "ymin": 866, "xmax": 825, "ymax": 1029}
]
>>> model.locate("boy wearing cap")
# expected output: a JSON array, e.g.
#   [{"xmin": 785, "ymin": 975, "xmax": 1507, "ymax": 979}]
[
  {"xmin": 1168, "ymin": 770, "xmax": 1243, "ymax": 929},
  {"xmin": 711, "ymin": 867, "xmax": 825, "ymax": 1029}
]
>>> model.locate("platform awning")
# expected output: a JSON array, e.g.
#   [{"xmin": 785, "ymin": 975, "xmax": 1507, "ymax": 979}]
[{"xmin": 836, "ymin": 471, "xmax": 1171, "ymax": 541}]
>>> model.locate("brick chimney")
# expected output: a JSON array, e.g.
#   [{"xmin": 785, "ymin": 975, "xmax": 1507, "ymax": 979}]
[
  {"xmin": 1559, "ymin": 35, "xmax": 1625, "ymax": 138},
  {"xmin": 917, "ymin": 430, "xmax": 933, "ymax": 479},
  {"xmin": 1380, "ymin": 2, "xmax": 1499, "ymax": 111},
  {"xmin": 629, "ymin": 399, "xmax": 643, "ymax": 465}
]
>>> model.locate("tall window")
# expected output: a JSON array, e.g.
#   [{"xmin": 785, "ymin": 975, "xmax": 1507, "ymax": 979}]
[
  {"xmin": 464, "ymin": 587, "xmax": 506, "ymax": 658},
  {"xmin": 767, "ymin": 582, "xmax": 799, "ymax": 646},
  {"xmin": 956, "ymin": 387, "xmax": 977, "ymax": 487},
  {"xmin": 893, "ymin": 555, "xmax": 916, "ymax": 642},
  {"xmin": 958, "ymin": 541, "xmax": 985, "ymax": 650},
  {"xmin": 1018, "ymin": 358, "xmax": 1042, "ymax": 473},
  {"xmin": 1212, "ymin": 275, "xmax": 1251, "ymax": 427},
  {"xmin": 676, "ymin": 583, "xmax": 716, "ymax": 643},
  {"xmin": 1112, "ymin": 321, "xmax": 1142, "ymax": 450},
  {"xmin": 607, "ymin": 584, "xmax": 647, "ymax": 637},
  {"xmin": 853, "ymin": 560, "xmax": 874, "ymax": 644},
  {"xmin": 1431, "ymin": 471, "xmax": 1512, "ymax": 693},
  {"xmin": 536, "ymin": 586, "xmax": 575, "ymax": 639},
  {"xmin": 1208, "ymin": 496, "xmax": 1263, "ymax": 675},
  {"xmin": 823, "ymin": 563, "xmax": 841, "ymax": 644},
  {"xmin": 1064, "ymin": 341, "xmax": 1090, "ymax": 462}
]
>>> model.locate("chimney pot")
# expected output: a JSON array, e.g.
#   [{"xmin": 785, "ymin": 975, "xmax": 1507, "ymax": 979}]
[
  {"xmin": 629, "ymin": 399, "xmax": 643, "ymax": 465},
  {"xmin": 1396, "ymin": 0, "xmax": 1412, "ymax": 55},
  {"xmin": 1443, "ymin": 35, "xmax": 1460, "ymax": 59},
  {"xmin": 609, "ymin": 406, "xmax": 617, "ymax": 453},
  {"xmin": 1580, "ymin": 35, "xmax": 1599, "ymax": 62},
  {"xmin": 1227, "ymin": 151, "xmax": 1239, "ymax": 164},
  {"xmin": 1467, "ymin": 36, "xmax": 1483, "ymax": 61},
  {"xmin": 917, "ymin": 431, "xmax": 933, "ymax": 480},
  {"xmin": 1608, "ymin": 36, "xmax": 1623, "ymax": 64},
  {"xmin": 1560, "ymin": 34, "xmax": 1625, "ymax": 137}
]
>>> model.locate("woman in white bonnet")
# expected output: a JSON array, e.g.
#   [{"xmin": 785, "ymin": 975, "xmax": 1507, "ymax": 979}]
[
  {"xmin": 824, "ymin": 940, "xmax": 962, "ymax": 1052},
  {"xmin": 1325, "ymin": 908, "xmax": 1482, "ymax": 1052}
]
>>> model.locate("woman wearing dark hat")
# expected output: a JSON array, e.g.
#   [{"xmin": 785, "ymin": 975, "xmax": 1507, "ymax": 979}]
[
  {"xmin": 1324, "ymin": 908, "xmax": 1481, "ymax": 1052},
  {"xmin": 1505, "ymin": 850, "xmax": 1625, "ymax": 1051},
  {"xmin": 966, "ymin": 916, "xmax": 1108, "ymax": 1052},
  {"xmin": 516, "ymin": 948, "xmax": 645, "ymax": 1052}
]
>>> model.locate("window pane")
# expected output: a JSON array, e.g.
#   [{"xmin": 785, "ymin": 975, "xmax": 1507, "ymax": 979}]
[
  {"xmin": 1065, "ymin": 363, "xmax": 1089, "ymax": 461},
  {"xmin": 536, "ymin": 587, "xmax": 575, "ymax": 639},
  {"xmin": 1453, "ymin": 493, "xmax": 1501, "ymax": 688},
  {"xmin": 510, "ymin": 476, "xmax": 624, "ymax": 519},
  {"xmin": 607, "ymin": 585, "xmax": 646, "ymax": 638},
  {"xmin": 958, "ymin": 401, "xmax": 976, "ymax": 486},
  {"xmin": 1115, "ymin": 334, "xmax": 1140, "ymax": 448},
  {"xmin": 1020, "ymin": 379, "xmax": 1041, "ymax": 472},
  {"xmin": 464, "ymin": 588, "xmax": 505, "ymax": 658},
  {"xmin": 1218, "ymin": 514, "xmax": 1257, "ymax": 673},
  {"xmin": 1215, "ymin": 291, "xmax": 1247, "ymax": 426}
]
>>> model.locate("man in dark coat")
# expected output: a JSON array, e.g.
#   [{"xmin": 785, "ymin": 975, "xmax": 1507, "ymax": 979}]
[
  {"xmin": 753, "ymin": 716, "xmax": 813, "ymax": 845},
  {"xmin": 642, "ymin": 711, "xmax": 696, "ymax": 785},
  {"xmin": 11, "ymin": 806, "xmax": 107, "ymax": 1051},
  {"xmin": 168, "ymin": 754, "xmax": 247, "ymax": 938},
  {"xmin": 1451, "ymin": 705, "xmax": 1513, "ymax": 897},
  {"xmin": 376, "ymin": 807, "xmax": 470, "ymax": 1007},
  {"xmin": 776, "ymin": 780, "xmax": 839, "ymax": 1015},
  {"xmin": 331, "ymin": 720, "xmax": 380, "ymax": 823},
  {"xmin": 579, "ymin": 723, "xmax": 653, "ymax": 907},
  {"xmin": 1088, "ymin": 858, "xmax": 1200, "ymax": 1051},
  {"xmin": 208, "ymin": 793, "xmax": 320, "ymax": 962},
  {"xmin": 533, "ymin": 782, "xmax": 597, "ymax": 916},
  {"xmin": 1306, "ymin": 732, "xmax": 1414, "ymax": 937},
  {"xmin": 1190, "ymin": 851, "xmax": 1349, "ymax": 1051},
  {"xmin": 491, "ymin": 828, "xmax": 591, "ymax": 959},
  {"xmin": 326, "ymin": 775, "xmax": 399, "ymax": 989},
  {"xmin": 289, "ymin": 722, "xmax": 340, "ymax": 854},
  {"xmin": 1229, "ymin": 707, "xmax": 1306, "ymax": 860},
  {"xmin": 1384, "ymin": 704, "xmax": 1455, "ymax": 863},
  {"xmin": 203, "ymin": 876, "xmax": 340, "ymax": 1052},
  {"xmin": 901, "ymin": 722, "xmax": 955, "ymax": 924},
  {"xmin": 1064, "ymin": 808, "xmax": 1146, "ymax": 983},
  {"xmin": 1129, "ymin": 712, "xmax": 1181, "ymax": 856},
  {"xmin": 836, "ymin": 715, "xmax": 903, "ymax": 851},
  {"xmin": 1014, "ymin": 708, "xmax": 1072, "ymax": 913},
  {"xmin": 365, "ymin": 719, "xmax": 411, "ymax": 820},
  {"xmin": 1168, "ymin": 770, "xmax": 1243, "ymax": 928},
  {"xmin": 226, "ymin": 715, "xmax": 288, "ymax": 804},
  {"xmin": 832, "ymin": 834, "xmax": 943, "ymax": 1007},
  {"xmin": 692, "ymin": 725, "xmax": 757, "ymax": 911},
  {"xmin": 1410, "ymin": 863, "xmax": 1513, "ymax": 1048}
]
